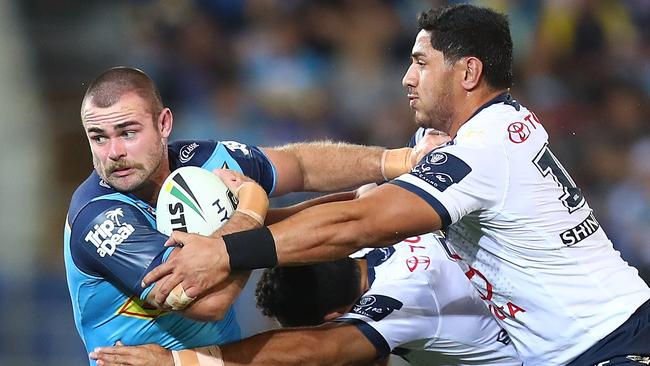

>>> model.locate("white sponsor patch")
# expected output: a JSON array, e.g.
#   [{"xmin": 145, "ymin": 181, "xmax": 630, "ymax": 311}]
[{"xmin": 84, "ymin": 208, "xmax": 135, "ymax": 257}]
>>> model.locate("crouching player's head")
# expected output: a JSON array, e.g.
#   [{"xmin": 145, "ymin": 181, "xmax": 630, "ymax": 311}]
[{"xmin": 255, "ymin": 258, "xmax": 365, "ymax": 327}]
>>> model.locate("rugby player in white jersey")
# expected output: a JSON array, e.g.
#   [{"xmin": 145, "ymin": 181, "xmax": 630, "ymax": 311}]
[
  {"xmin": 92, "ymin": 232, "xmax": 521, "ymax": 365},
  {"xmin": 143, "ymin": 4, "xmax": 650, "ymax": 365}
]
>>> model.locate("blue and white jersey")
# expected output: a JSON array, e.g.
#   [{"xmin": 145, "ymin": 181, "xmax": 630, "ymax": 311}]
[
  {"xmin": 340, "ymin": 233, "xmax": 521, "ymax": 366},
  {"xmin": 64, "ymin": 140, "xmax": 276, "ymax": 364},
  {"xmin": 394, "ymin": 93, "xmax": 650, "ymax": 365}
]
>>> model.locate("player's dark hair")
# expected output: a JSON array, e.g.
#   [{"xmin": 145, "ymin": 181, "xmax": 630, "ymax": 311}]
[
  {"xmin": 255, "ymin": 258, "xmax": 361, "ymax": 327},
  {"xmin": 82, "ymin": 66, "xmax": 163, "ymax": 119},
  {"xmin": 418, "ymin": 4, "xmax": 513, "ymax": 89}
]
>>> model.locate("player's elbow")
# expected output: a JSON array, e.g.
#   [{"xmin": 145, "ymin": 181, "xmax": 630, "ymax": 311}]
[{"xmin": 182, "ymin": 297, "xmax": 231, "ymax": 321}]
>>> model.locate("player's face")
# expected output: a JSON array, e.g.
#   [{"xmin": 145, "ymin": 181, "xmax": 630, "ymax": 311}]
[
  {"xmin": 402, "ymin": 30, "xmax": 455, "ymax": 133},
  {"xmin": 82, "ymin": 92, "xmax": 169, "ymax": 193}
]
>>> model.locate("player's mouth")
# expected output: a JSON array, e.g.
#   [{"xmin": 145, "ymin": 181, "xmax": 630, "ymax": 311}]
[
  {"xmin": 111, "ymin": 166, "xmax": 134, "ymax": 177},
  {"xmin": 408, "ymin": 95, "xmax": 419, "ymax": 108}
]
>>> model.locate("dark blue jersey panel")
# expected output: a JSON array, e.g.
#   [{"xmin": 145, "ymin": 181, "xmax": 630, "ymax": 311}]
[
  {"xmin": 168, "ymin": 140, "xmax": 276, "ymax": 195},
  {"xmin": 223, "ymin": 144, "xmax": 275, "ymax": 194},
  {"xmin": 168, "ymin": 140, "xmax": 219, "ymax": 170},
  {"xmin": 70, "ymin": 200, "xmax": 168, "ymax": 297}
]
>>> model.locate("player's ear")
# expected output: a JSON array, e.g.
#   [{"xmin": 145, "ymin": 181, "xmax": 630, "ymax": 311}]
[
  {"xmin": 158, "ymin": 107, "xmax": 173, "ymax": 138},
  {"xmin": 460, "ymin": 56, "xmax": 482, "ymax": 91},
  {"xmin": 323, "ymin": 308, "xmax": 347, "ymax": 322}
]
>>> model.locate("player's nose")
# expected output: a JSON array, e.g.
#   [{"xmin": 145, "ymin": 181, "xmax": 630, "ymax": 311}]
[{"xmin": 108, "ymin": 138, "xmax": 127, "ymax": 161}]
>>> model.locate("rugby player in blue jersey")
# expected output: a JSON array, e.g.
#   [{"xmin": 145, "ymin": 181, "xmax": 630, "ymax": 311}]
[{"xmin": 64, "ymin": 67, "xmax": 438, "ymax": 364}]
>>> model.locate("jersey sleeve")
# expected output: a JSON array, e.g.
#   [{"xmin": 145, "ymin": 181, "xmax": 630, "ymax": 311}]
[
  {"xmin": 217, "ymin": 141, "xmax": 276, "ymax": 194},
  {"xmin": 68, "ymin": 199, "xmax": 169, "ymax": 297},
  {"xmin": 336, "ymin": 274, "xmax": 439, "ymax": 358},
  {"xmin": 390, "ymin": 143, "xmax": 506, "ymax": 228},
  {"xmin": 169, "ymin": 139, "xmax": 277, "ymax": 195}
]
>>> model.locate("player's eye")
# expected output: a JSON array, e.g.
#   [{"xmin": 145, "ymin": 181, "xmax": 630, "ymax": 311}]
[
  {"xmin": 91, "ymin": 135, "xmax": 107, "ymax": 144},
  {"xmin": 123, "ymin": 130, "xmax": 136, "ymax": 139}
]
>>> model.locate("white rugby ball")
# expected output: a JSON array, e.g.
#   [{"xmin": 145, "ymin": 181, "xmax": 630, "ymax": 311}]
[{"xmin": 156, "ymin": 166, "xmax": 238, "ymax": 236}]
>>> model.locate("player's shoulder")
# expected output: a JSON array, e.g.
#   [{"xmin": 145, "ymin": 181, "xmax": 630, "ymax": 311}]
[
  {"xmin": 68, "ymin": 173, "xmax": 151, "ymax": 229},
  {"xmin": 68, "ymin": 172, "xmax": 117, "ymax": 224},
  {"xmin": 168, "ymin": 139, "xmax": 219, "ymax": 167},
  {"xmin": 456, "ymin": 94, "xmax": 541, "ymax": 150}
]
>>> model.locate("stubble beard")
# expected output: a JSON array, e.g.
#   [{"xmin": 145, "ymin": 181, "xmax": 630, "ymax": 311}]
[
  {"xmin": 414, "ymin": 87, "xmax": 453, "ymax": 134},
  {"xmin": 94, "ymin": 139, "xmax": 166, "ymax": 194}
]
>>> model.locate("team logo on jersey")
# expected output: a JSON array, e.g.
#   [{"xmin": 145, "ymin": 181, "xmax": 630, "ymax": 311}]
[
  {"xmin": 351, "ymin": 295, "xmax": 403, "ymax": 321},
  {"xmin": 84, "ymin": 208, "xmax": 135, "ymax": 257},
  {"xmin": 117, "ymin": 296, "xmax": 168, "ymax": 320},
  {"xmin": 411, "ymin": 152, "xmax": 471, "ymax": 192},
  {"xmin": 507, "ymin": 121, "xmax": 530, "ymax": 143},
  {"xmin": 428, "ymin": 152, "xmax": 448, "ymax": 165},
  {"xmin": 179, "ymin": 142, "xmax": 200, "ymax": 163},
  {"xmin": 222, "ymin": 141, "xmax": 250, "ymax": 155}
]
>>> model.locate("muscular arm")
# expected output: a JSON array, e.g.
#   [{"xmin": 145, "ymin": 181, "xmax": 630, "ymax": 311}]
[
  {"xmin": 269, "ymin": 183, "xmax": 442, "ymax": 265},
  {"xmin": 262, "ymin": 142, "xmax": 386, "ymax": 195},
  {"xmin": 220, "ymin": 322, "xmax": 376, "ymax": 366},
  {"xmin": 265, "ymin": 191, "xmax": 357, "ymax": 225},
  {"xmin": 91, "ymin": 322, "xmax": 378, "ymax": 366}
]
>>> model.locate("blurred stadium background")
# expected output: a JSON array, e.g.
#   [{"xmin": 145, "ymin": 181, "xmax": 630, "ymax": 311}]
[{"xmin": 1, "ymin": 0, "xmax": 650, "ymax": 364}]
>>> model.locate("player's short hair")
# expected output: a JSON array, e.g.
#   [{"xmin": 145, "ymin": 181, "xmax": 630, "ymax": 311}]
[
  {"xmin": 255, "ymin": 258, "xmax": 361, "ymax": 327},
  {"xmin": 81, "ymin": 66, "xmax": 163, "ymax": 120},
  {"xmin": 418, "ymin": 4, "xmax": 513, "ymax": 89}
]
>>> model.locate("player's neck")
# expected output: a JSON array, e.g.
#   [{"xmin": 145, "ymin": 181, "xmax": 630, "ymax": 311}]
[{"xmin": 449, "ymin": 87, "xmax": 507, "ymax": 138}]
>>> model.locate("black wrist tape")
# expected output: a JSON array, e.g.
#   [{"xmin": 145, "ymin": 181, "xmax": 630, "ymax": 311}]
[{"xmin": 223, "ymin": 227, "xmax": 278, "ymax": 270}]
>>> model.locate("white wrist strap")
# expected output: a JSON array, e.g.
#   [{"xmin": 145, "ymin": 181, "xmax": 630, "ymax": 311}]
[{"xmin": 172, "ymin": 345, "xmax": 224, "ymax": 366}]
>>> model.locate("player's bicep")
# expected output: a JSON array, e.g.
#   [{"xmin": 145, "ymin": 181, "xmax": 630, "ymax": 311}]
[
  {"xmin": 260, "ymin": 147, "xmax": 304, "ymax": 196},
  {"xmin": 355, "ymin": 183, "xmax": 443, "ymax": 246},
  {"xmin": 70, "ymin": 200, "xmax": 169, "ymax": 297}
]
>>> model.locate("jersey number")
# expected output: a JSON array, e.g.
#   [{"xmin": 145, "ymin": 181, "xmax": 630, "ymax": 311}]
[{"xmin": 533, "ymin": 144, "xmax": 585, "ymax": 213}]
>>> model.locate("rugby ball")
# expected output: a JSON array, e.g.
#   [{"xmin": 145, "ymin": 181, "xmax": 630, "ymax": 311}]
[{"xmin": 156, "ymin": 166, "xmax": 238, "ymax": 236}]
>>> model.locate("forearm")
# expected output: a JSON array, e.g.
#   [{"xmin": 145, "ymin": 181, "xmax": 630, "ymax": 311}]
[
  {"xmin": 267, "ymin": 201, "xmax": 377, "ymax": 265},
  {"xmin": 265, "ymin": 184, "xmax": 441, "ymax": 266},
  {"xmin": 278, "ymin": 141, "xmax": 385, "ymax": 191},
  {"xmin": 220, "ymin": 324, "xmax": 375, "ymax": 366},
  {"xmin": 265, "ymin": 191, "xmax": 356, "ymax": 225}
]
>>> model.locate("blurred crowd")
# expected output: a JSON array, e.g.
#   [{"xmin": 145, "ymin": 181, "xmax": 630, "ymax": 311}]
[{"xmin": 8, "ymin": 0, "xmax": 650, "ymax": 364}]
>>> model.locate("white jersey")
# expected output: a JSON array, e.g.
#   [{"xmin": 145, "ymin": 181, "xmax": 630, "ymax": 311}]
[
  {"xmin": 340, "ymin": 233, "xmax": 521, "ymax": 366},
  {"xmin": 395, "ymin": 94, "xmax": 650, "ymax": 365}
]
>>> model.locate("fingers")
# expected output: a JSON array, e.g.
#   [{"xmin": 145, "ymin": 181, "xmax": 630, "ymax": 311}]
[
  {"xmin": 214, "ymin": 169, "xmax": 253, "ymax": 192},
  {"xmin": 90, "ymin": 346, "xmax": 137, "ymax": 366},
  {"xmin": 144, "ymin": 231, "xmax": 192, "ymax": 287},
  {"xmin": 164, "ymin": 230, "xmax": 190, "ymax": 247},
  {"xmin": 141, "ymin": 261, "xmax": 174, "ymax": 288},
  {"xmin": 154, "ymin": 272, "xmax": 183, "ymax": 305}
]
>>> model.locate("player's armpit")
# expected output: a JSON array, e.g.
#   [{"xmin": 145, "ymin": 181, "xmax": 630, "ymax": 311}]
[{"xmin": 220, "ymin": 322, "xmax": 377, "ymax": 366}]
